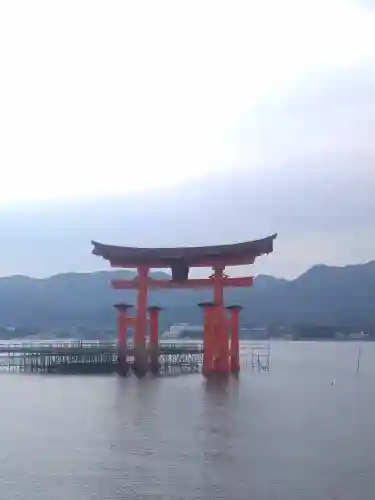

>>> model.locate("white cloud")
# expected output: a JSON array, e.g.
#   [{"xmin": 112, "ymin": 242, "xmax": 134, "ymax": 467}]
[{"xmin": 0, "ymin": 0, "xmax": 375, "ymax": 203}]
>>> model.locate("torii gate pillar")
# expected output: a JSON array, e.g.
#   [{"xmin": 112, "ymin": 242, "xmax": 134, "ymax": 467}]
[
  {"xmin": 113, "ymin": 303, "xmax": 133, "ymax": 376},
  {"xmin": 227, "ymin": 305, "xmax": 243, "ymax": 374},
  {"xmin": 148, "ymin": 306, "xmax": 162, "ymax": 374}
]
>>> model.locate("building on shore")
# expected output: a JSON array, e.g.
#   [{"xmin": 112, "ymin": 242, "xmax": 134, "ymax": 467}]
[{"xmin": 162, "ymin": 324, "xmax": 203, "ymax": 340}]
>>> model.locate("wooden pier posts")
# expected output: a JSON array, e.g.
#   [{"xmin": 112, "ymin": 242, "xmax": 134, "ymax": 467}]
[
  {"xmin": 0, "ymin": 342, "xmax": 203, "ymax": 375},
  {"xmin": 114, "ymin": 303, "xmax": 133, "ymax": 345}
]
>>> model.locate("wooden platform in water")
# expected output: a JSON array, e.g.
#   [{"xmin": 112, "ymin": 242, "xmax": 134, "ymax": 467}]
[{"xmin": 0, "ymin": 341, "xmax": 203, "ymax": 376}]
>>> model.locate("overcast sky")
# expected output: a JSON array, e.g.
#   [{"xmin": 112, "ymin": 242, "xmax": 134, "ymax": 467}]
[{"xmin": 0, "ymin": 0, "xmax": 374, "ymax": 278}]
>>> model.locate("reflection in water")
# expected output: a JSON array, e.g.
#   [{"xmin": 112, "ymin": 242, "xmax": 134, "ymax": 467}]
[
  {"xmin": 199, "ymin": 376, "xmax": 241, "ymax": 499},
  {"xmin": 0, "ymin": 342, "xmax": 375, "ymax": 499}
]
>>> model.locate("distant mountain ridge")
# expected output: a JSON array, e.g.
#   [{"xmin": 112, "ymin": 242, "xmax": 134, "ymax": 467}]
[{"xmin": 0, "ymin": 260, "xmax": 374, "ymax": 335}]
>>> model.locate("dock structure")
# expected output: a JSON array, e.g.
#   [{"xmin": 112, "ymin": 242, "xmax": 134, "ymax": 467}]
[{"xmin": 0, "ymin": 341, "xmax": 203, "ymax": 376}]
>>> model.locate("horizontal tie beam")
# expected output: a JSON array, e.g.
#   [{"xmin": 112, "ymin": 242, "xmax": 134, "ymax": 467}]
[{"xmin": 111, "ymin": 277, "xmax": 254, "ymax": 290}]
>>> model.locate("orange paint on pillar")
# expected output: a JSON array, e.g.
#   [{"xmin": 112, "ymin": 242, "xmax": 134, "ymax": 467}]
[
  {"xmin": 134, "ymin": 267, "xmax": 149, "ymax": 349},
  {"xmin": 117, "ymin": 313, "xmax": 126, "ymax": 345},
  {"xmin": 148, "ymin": 306, "xmax": 162, "ymax": 348},
  {"xmin": 199, "ymin": 303, "xmax": 216, "ymax": 375},
  {"xmin": 113, "ymin": 303, "xmax": 133, "ymax": 347},
  {"xmin": 227, "ymin": 305, "xmax": 242, "ymax": 373},
  {"xmin": 212, "ymin": 267, "xmax": 230, "ymax": 373},
  {"xmin": 148, "ymin": 306, "xmax": 162, "ymax": 373}
]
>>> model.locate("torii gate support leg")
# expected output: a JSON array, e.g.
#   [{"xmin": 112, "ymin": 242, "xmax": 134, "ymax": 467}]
[
  {"xmin": 148, "ymin": 306, "xmax": 162, "ymax": 374},
  {"xmin": 213, "ymin": 266, "xmax": 230, "ymax": 374},
  {"xmin": 133, "ymin": 266, "xmax": 149, "ymax": 375},
  {"xmin": 114, "ymin": 303, "xmax": 133, "ymax": 376},
  {"xmin": 227, "ymin": 305, "xmax": 242, "ymax": 374},
  {"xmin": 199, "ymin": 302, "xmax": 216, "ymax": 376}
]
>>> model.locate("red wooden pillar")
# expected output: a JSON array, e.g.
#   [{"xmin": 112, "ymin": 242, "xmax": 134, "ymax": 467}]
[
  {"xmin": 148, "ymin": 306, "xmax": 162, "ymax": 348},
  {"xmin": 212, "ymin": 266, "xmax": 229, "ymax": 373},
  {"xmin": 227, "ymin": 305, "xmax": 242, "ymax": 374},
  {"xmin": 134, "ymin": 266, "xmax": 149, "ymax": 349},
  {"xmin": 148, "ymin": 306, "xmax": 162, "ymax": 374},
  {"xmin": 198, "ymin": 302, "xmax": 216, "ymax": 375},
  {"xmin": 113, "ymin": 303, "xmax": 133, "ymax": 376},
  {"xmin": 213, "ymin": 266, "xmax": 225, "ymax": 307},
  {"xmin": 132, "ymin": 266, "xmax": 150, "ymax": 375},
  {"xmin": 113, "ymin": 303, "xmax": 133, "ymax": 347}
]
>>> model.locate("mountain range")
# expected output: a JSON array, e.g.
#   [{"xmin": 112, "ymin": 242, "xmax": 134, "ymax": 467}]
[{"xmin": 0, "ymin": 260, "xmax": 374, "ymax": 337}]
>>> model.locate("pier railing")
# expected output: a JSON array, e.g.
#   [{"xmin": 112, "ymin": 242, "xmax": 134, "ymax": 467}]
[
  {"xmin": 0, "ymin": 340, "xmax": 203, "ymax": 375},
  {"xmin": 0, "ymin": 341, "xmax": 203, "ymax": 358}
]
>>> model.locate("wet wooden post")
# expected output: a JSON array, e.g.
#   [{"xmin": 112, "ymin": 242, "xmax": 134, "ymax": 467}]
[
  {"xmin": 198, "ymin": 302, "xmax": 217, "ymax": 376},
  {"xmin": 113, "ymin": 303, "xmax": 133, "ymax": 376},
  {"xmin": 227, "ymin": 305, "xmax": 243, "ymax": 374},
  {"xmin": 148, "ymin": 306, "xmax": 163, "ymax": 374}
]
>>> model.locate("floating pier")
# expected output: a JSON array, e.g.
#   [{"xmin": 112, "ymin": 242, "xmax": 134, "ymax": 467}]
[{"xmin": 0, "ymin": 341, "xmax": 203, "ymax": 377}]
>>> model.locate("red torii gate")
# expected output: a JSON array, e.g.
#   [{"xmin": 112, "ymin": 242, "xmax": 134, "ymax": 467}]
[{"xmin": 92, "ymin": 234, "xmax": 276, "ymax": 375}]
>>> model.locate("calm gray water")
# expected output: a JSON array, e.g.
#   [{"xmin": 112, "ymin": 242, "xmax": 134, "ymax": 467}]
[{"xmin": 0, "ymin": 341, "xmax": 374, "ymax": 500}]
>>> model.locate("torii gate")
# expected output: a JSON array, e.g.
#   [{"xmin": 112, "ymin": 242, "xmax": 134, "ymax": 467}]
[{"xmin": 91, "ymin": 234, "xmax": 277, "ymax": 376}]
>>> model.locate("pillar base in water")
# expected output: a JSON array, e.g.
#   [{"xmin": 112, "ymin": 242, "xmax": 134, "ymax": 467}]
[
  {"xmin": 149, "ymin": 349, "xmax": 160, "ymax": 375},
  {"xmin": 230, "ymin": 357, "xmax": 240, "ymax": 374},
  {"xmin": 132, "ymin": 347, "xmax": 149, "ymax": 378},
  {"xmin": 202, "ymin": 368, "xmax": 231, "ymax": 379},
  {"xmin": 117, "ymin": 356, "xmax": 130, "ymax": 377},
  {"xmin": 214, "ymin": 356, "xmax": 230, "ymax": 374}
]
